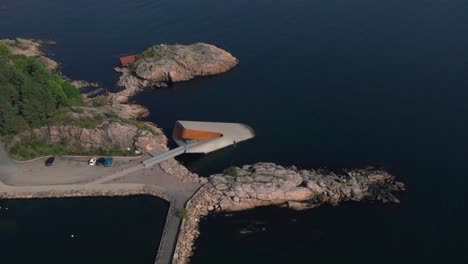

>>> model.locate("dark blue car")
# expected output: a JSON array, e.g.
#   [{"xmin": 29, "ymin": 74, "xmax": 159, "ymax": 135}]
[{"xmin": 103, "ymin": 158, "xmax": 113, "ymax": 167}]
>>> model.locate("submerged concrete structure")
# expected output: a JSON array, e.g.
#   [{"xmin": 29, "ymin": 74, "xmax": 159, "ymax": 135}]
[{"xmin": 173, "ymin": 121, "xmax": 255, "ymax": 153}]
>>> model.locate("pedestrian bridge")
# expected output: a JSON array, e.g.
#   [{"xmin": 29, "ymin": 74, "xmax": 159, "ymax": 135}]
[{"xmin": 142, "ymin": 121, "xmax": 255, "ymax": 168}]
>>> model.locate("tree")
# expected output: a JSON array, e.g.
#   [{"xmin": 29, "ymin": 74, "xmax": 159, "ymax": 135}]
[{"xmin": 0, "ymin": 43, "xmax": 83, "ymax": 136}]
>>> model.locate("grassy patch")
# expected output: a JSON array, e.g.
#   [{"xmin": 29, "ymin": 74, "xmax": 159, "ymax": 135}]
[
  {"xmin": 9, "ymin": 136, "xmax": 67, "ymax": 160},
  {"xmin": 122, "ymin": 118, "xmax": 150, "ymax": 131},
  {"xmin": 104, "ymin": 110, "xmax": 118, "ymax": 118},
  {"xmin": 71, "ymin": 107, "xmax": 84, "ymax": 113},
  {"xmin": 47, "ymin": 108, "xmax": 71, "ymax": 125},
  {"xmin": 72, "ymin": 112, "xmax": 103, "ymax": 129},
  {"xmin": 88, "ymin": 96, "xmax": 109, "ymax": 107},
  {"xmin": 108, "ymin": 117, "xmax": 155, "ymax": 134},
  {"xmin": 8, "ymin": 135, "xmax": 139, "ymax": 161},
  {"xmin": 178, "ymin": 208, "xmax": 189, "ymax": 219},
  {"xmin": 136, "ymin": 48, "xmax": 159, "ymax": 61},
  {"xmin": 73, "ymin": 117, "xmax": 99, "ymax": 129},
  {"xmin": 224, "ymin": 166, "xmax": 239, "ymax": 177}
]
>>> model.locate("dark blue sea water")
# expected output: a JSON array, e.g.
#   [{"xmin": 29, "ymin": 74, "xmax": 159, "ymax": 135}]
[
  {"xmin": 0, "ymin": 196, "xmax": 169, "ymax": 264},
  {"xmin": 2, "ymin": 0, "xmax": 468, "ymax": 263}
]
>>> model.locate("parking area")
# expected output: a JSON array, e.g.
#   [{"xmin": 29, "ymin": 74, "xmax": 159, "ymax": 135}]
[{"xmin": 6, "ymin": 155, "xmax": 149, "ymax": 186}]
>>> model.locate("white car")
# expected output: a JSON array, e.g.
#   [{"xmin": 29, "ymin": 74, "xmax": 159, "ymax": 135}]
[{"xmin": 88, "ymin": 157, "xmax": 97, "ymax": 166}]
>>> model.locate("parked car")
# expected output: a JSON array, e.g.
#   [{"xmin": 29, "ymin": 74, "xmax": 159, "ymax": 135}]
[
  {"xmin": 96, "ymin": 158, "xmax": 106, "ymax": 166},
  {"xmin": 45, "ymin": 156, "xmax": 55, "ymax": 166},
  {"xmin": 103, "ymin": 158, "xmax": 113, "ymax": 167},
  {"xmin": 88, "ymin": 157, "xmax": 97, "ymax": 166}
]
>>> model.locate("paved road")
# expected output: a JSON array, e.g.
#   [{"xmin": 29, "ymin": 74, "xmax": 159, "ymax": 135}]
[
  {"xmin": 155, "ymin": 196, "xmax": 187, "ymax": 264},
  {"xmin": 88, "ymin": 164, "xmax": 145, "ymax": 184},
  {"xmin": 0, "ymin": 143, "xmax": 200, "ymax": 264},
  {"xmin": 0, "ymin": 143, "xmax": 16, "ymax": 183},
  {"xmin": 10, "ymin": 155, "xmax": 148, "ymax": 186}
]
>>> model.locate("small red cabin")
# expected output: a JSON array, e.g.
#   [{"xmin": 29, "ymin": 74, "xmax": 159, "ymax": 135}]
[{"xmin": 119, "ymin": 55, "xmax": 136, "ymax": 68}]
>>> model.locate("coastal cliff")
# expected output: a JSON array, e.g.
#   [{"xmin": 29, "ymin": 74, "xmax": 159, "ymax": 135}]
[
  {"xmin": 173, "ymin": 163, "xmax": 405, "ymax": 264},
  {"xmin": 6, "ymin": 105, "xmax": 168, "ymax": 160},
  {"xmin": 112, "ymin": 43, "xmax": 238, "ymax": 103}
]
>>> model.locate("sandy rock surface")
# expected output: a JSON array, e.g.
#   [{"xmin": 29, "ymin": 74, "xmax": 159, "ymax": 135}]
[
  {"xmin": 112, "ymin": 43, "xmax": 238, "ymax": 102},
  {"xmin": 0, "ymin": 38, "xmax": 59, "ymax": 70}
]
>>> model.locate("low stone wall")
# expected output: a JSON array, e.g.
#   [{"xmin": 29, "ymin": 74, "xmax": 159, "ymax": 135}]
[
  {"xmin": 0, "ymin": 184, "xmax": 171, "ymax": 201},
  {"xmin": 173, "ymin": 186, "xmax": 215, "ymax": 264}
]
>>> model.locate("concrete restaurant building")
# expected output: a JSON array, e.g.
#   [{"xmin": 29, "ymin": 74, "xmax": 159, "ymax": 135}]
[{"xmin": 173, "ymin": 121, "xmax": 255, "ymax": 154}]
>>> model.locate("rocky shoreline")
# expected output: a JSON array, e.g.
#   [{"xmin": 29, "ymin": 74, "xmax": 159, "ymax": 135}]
[
  {"xmin": 173, "ymin": 163, "xmax": 405, "ymax": 264},
  {"xmin": 1, "ymin": 38, "xmax": 170, "ymax": 158},
  {"xmin": 0, "ymin": 38, "xmax": 406, "ymax": 264},
  {"xmin": 0, "ymin": 38, "xmax": 59, "ymax": 70},
  {"xmin": 111, "ymin": 43, "xmax": 238, "ymax": 103}
]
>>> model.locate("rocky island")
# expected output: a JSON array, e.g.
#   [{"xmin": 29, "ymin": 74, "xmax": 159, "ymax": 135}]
[{"xmin": 112, "ymin": 43, "xmax": 238, "ymax": 103}]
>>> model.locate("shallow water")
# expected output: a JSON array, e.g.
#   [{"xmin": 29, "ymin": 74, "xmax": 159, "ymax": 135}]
[{"xmin": 2, "ymin": 0, "xmax": 468, "ymax": 262}]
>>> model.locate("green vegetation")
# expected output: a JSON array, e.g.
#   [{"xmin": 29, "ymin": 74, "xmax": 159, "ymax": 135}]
[
  {"xmin": 119, "ymin": 118, "xmax": 151, "ymax": 132},
  {"xmin": 0, "ymin": 43, "xmax": 82, "ymax": 136},
  {"xmin": 71, "ymin": 107, "xmax": 84, "ymax": 113},
  {"xmin": 136, "ymin": 48, "xmax": 159, "ymax": 61},
  {"xmin": 106, "ymin": 114, "xmax": 155, "ymax": 134},
  {"xmin": 178, "ymin": 208, "xmax": 189, "ymax": 219},
  {"xmin": 103, "ymin": 110, "xmax": 118, "ymax": 118},
  {"xmin": 46, "ymin": 107, "xmax": 70, "ymax": 126},
  {"xmin": 224, "ymin": 166, "xmax": 239, "ymax": 177},
  {"xmin": 88, "ymin": 95, "xmax": 109, "ymax": 107},
  {"xmin": 0, "ymin": 43, "xmax": 150, "ymax": 160},
  {"xmin": 72, "ymin": 112, "xmax": 104, "ymax": 129},
  {"xmin": 9, "ymin": 135, "xmax": 67, "ymax": 160},
  {"xmin": 73, "ymin": 117, "xmax": 99, "ymax": 129},
  {"xmin": 9, "ymin": 134, "xmax": 139, "ymax": 161}
]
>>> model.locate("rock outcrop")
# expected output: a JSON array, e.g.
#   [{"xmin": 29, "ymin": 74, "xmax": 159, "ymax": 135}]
[
  {"xmin": 173, "ymin": 163, "xmax": 405, "ymax": 264},
  {"xmin": 0, "ymin": 38, "xmax": 59, "ymax": 70},
  {"xmin": 71, "ymin": 80, "xmax": 100, "ymax": 89},
  {"xmin": 210, "ymin": 163, "xmax": 405, "ymax": 211},
  {"xmin": 112, "ymin": 43, "xmax": 238, "ymax": 103},
  {"xmin": 133, "ymin": 43, "xmax": 238, "ymax": 82},
  {"xmin": 9, "ymin": 106, "xmax": 167, "ymax": 155},
  {"xmin": 31, "ymin": 122, "xmax": 166, "ymax": 154},
  {"xmin": 110, "ymin": 103, "xmax": 150, "ymax": 119},
  {"xmin": 1, "ymin": 38, "xmax": 169, "ymax": 158}
]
